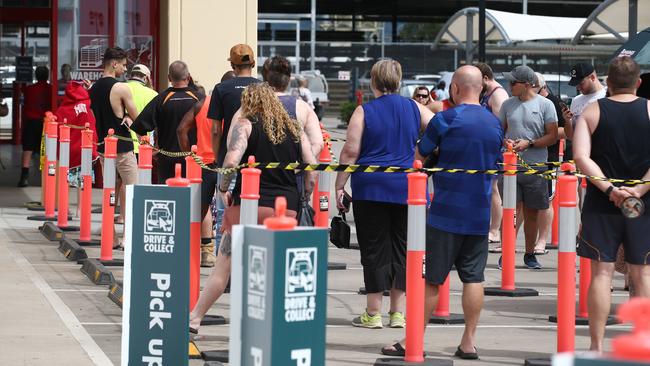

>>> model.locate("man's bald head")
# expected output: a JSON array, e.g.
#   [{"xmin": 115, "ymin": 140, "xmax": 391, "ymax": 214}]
[
  {"xmin": 168, "ymin": 60, "xmax": 189, "ymax": 82},
  {"xmin": 450, "ymin": 65, "xmax": 483, "ymax": 104}
]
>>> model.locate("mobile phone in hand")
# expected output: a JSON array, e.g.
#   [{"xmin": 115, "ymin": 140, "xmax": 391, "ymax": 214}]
[{"xmin": 342, "ymin": 192, "xmax": 352, "ymax": 211}]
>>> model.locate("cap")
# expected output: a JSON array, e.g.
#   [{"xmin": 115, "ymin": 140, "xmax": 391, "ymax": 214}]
[
  {"xmin": 568, "ymin": 63, "xmax": 595, "ymax": 86},
  {"xmin": 131, "ymin": 64, "xmax": 151, "ymax": 77},
  {"xmin": 534, "ymin": 72, "xmax": 546, "ymax": 88},
  {"xmin": 502, "ymin": 66, "xmax": 536, "ymax": 85},
  {"xmin": 228, "ymin": 44, "xmax": 255, "ymax": 66}
]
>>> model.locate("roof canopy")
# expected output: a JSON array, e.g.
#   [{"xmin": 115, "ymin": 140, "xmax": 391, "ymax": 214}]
[
  {"xmin": 434, "ymin": 8, "xmax": 586, "ymax": 48},
  {"xmin": 572, "ymin": 0, "xmax": 650, "ymax": 43}
]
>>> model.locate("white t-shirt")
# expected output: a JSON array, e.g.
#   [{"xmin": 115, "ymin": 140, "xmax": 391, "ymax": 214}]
[{"xmin": 570, "ymin": 87, "xmax": 607, "ymax": 126}]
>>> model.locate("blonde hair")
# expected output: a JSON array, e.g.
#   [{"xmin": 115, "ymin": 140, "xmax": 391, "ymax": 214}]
[
  {"xmin": 241, "ymin": 83, "xmax": 301, "ymax": 145},
  {"xmin": 370, "ymin": 59, "xmax": 402, "ymax": 93}
]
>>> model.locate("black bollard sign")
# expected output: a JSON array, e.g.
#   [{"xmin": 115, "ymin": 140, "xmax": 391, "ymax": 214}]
[{"xmin": 121, "ymin": 185, "xmax": 191, "ymax": 366}]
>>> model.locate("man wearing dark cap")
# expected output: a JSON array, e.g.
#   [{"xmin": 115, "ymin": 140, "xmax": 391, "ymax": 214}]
[
  {"xmin": 563, "ymin": 63, "xmax": 606, "ymax": 140},
  {"xmin": 499, "ymin": 65, "xmax": 558, "ymax": 269},
  {"xmin": 206, "ymin": 44, "xmax": 260, "ymax": 254}
]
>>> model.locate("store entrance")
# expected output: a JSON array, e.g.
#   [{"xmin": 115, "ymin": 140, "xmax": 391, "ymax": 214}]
[{"xmin": 0, "ymin": 4, "xmax": 53, "ymax": 145}]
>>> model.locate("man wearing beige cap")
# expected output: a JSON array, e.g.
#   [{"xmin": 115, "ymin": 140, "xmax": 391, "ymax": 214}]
[{"xmin": 126, "ymin": 64, "xmax": 158, "ymax": 150}]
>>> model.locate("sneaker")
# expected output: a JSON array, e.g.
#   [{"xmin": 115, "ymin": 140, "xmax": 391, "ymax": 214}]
[
  {"xmin": 17, "ymin": 177, "xmax": 28, "ymax": 188},
  {"xmin": 352, "ymin": 311, "xmax": 383, "ymax": 329},
  {"xmin": 388, "ymin": 311, "xmax": 405, "ymax": 328},
  {"xmin": 497, "ymin": 256, "xmax": 502, "ymax": 270},
  {"xmin": 524, "ymin": 253, "xmax": 542, "ymax": 269}
]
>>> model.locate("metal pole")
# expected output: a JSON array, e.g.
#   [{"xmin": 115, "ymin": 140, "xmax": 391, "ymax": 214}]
[
  {"xmin": 523, "ymin": 0, "xmax": 528, "ymax": 14},
  {"xmin": 310, "ymin": 0, "xmax": 316, "ymax": 71},
  {"xmin": 629, "ymin": 0, "xmax": 638, "ymax": 38},
  {"xmin": 479, "ymin": 0, "xmax": 486, "ymax": 62},
  {"xmin": 466, "ymin": 13, "xmax": 474, "ymax": 64}
]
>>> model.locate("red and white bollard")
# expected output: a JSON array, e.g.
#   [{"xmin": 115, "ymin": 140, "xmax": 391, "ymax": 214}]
[
  {"xmin": 404, "ymin": 159, "xmax": 427, "ymax": 363},
  {"xmin": 485, "ymin": 145, "xmax": 538, "ymax": 297},
  {"xmin": 549, "ymin": 139, "xmax": 565, "ymax": 249},
  {"xmin": 57, "ymin": 122, "xmax": 78, "ymax": 231},
  {"xmin": 429, "ymin": 275, "xmax": 464, "ymax": 324},
  {"xmin": 556, "ymin": 162, "xmax": 577, "ymax": 352},
  {"xmin": 28, "ymin": 119, "xmax": 59, "ymax": 221},
  {"xmin": 186, "ymin": 146, "xmax": 202, "ymax": 310},
  {"xmin": 100, "ymin": 129, "xmax": 120, "ymax": 264},
  {"xmin": 240, "ymin": 156, "xmax": 261, "ymax": 226},
  {"xmin": 314, "ymin": 132, "xmax": 332, "ymax": 228},
  {"xmin": 76, "ymin": 124, "xmax": 100, "ymax": 246},
  {"xmin": 138, "ymin": 135, "xmax": 153, "ymax": 185}
]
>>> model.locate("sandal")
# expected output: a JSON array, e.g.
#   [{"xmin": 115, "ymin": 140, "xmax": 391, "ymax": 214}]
[
  {"xmin": 380, "ymin": 342, "xmax": 425, "ymax": 357},
  {"xmin": 534, "ymin": 249, "xmax": 549, "ymax": 255},
  {"xmin": 189, "ymin": 326, "xmax": 199, "ymax": 334},
  {"xmin": 455, "ymin": 346, "xmax": 479, "ymax": 360}
]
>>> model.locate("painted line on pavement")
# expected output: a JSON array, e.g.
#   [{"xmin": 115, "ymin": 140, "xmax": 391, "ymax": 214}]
[{"xmin": 2, "ymin": 221, "xmax": 113, "ymax": 366}]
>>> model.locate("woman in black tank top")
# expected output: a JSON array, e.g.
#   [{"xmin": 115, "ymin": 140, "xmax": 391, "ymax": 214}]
[{"xmin": 219, "ymin": 83, "xmax": 317, "ymax": 230}]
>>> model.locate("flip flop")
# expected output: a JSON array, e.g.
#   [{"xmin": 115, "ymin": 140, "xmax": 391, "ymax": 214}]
[
  {"xmin": 189, "ymin": 326, "xmax": 198, "ymax": 334},
  {"xmin": 380, "ymin": 343, "xmax": 425, "ymax": 357},
  {"xmin": 455, "ymin": 346, "xmax": 479, "ymax": 360},
  {"xmin": 534, "ymin": 249, "xmax": 550, "ymax": 255}
]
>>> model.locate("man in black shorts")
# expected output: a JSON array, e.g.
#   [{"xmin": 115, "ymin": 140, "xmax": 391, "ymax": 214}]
[
  {"xmin": 381, "ymin": 66, "xmax": 503, "ymax": 359},
  {"xmin": 19, "ymin": 66, "xmax": 52, "ymax": 187},
  {"xmin": 574, "ymin": 56, "xmax": 650, "ymax": 352},
  {"xmin": 131, "ymin": 60, "xmax": 202, "ymax": 182}
]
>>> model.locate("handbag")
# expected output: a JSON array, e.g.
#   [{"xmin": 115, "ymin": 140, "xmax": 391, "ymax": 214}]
[
  {"xmin": 296, "ymin": 197, "xmax": 315, "ymax": 227},
  {"xmin": 329, "ymin": 210, "xmax": 350, "ymax": 249}
]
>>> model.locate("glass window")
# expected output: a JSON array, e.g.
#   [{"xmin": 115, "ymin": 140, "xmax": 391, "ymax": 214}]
[
  {"xmin": 58, "ymin": 0, "xmax": 109, "ymax": 86},
  {"xmin": 116, "ymin": 0, "xmax": 155, "ymax": 84}
]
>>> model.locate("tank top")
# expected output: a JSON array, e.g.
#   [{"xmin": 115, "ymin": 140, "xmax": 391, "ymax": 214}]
[
  {"xmin": 480, "ymin": 86, "xmax": 503, "ymax": 113},
  {"xmin": 583, "ymin": 97, "xmax": 650, "ymax": 214},
  {"xmin": 278, "ymin": 95, "xmax": 298, "ymax": 119},
  {"xmin": 89, "ymin": 77, "xmax": 133, "ymax": 153},
  {"xmin": 195, "ymin": 96, "xmax": 215, "ymax": 164},
  {"xmin": 232, "ymin": 117, "xmax": 302, "ymax": 211},
  {"xmin": 351, "ymin": 94, "xmax": 421, "ymax": 204}
]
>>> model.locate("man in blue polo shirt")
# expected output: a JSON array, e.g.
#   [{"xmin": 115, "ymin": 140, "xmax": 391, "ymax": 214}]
[{"xmin": 381, "ymin": 65, "xmax": 503, "ymax": 360}]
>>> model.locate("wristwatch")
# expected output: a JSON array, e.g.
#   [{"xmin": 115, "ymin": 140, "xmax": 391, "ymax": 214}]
[
  {"xmin": 527, "ymin": 139, "xmax": 535, "ymax": 148},
  {"xmin": 605, "ymin": 185, "xmax": 615, "ymax": 196}
]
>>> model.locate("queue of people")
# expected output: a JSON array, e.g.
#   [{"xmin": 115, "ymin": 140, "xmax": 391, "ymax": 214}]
[{"xmin": 15, "ymin": 42, "xmax": 650, "ymax": 360}]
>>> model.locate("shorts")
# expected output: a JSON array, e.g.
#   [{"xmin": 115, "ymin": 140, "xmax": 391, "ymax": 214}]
[
  {"xmin": 498, "ymin": 173, "xmax": 549, "ymax": 210},
  {"xmin": 352, "ymin": 200, "xmax": 407, "ymax": 293},
  {"xmin": 220, "ymin": 205, "xmax": 297, "ymax": 256},
  {"xmin": 425, "ymin": 225, "xmax": 488, "ymax": 284},
  {"xmin": 100, "ymin": 151, "xmax": 138, "ymax": 186},
  {"xmin": 157, "ymin": 156, "xmax": 186, "ymax": 182},
  {"xmin": 22, "ymin": 118, "xmax": 43, "ymax": 151},
  {"xmin": 201, "ymin": 164, "xmax": 217, "ymax": 213},
  {"xmin": 578, "ymin": 212, "xmax": 650, "ymax": 265}
]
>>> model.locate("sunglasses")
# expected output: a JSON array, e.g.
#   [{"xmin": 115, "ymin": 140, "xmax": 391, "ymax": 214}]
[
  {"xmin": 510, "ymin": 81, "xmax": 526, "ymax": 85},
  {"xmin": 416, "ymin": 94, "xmax": 429, "ymax": 99}
]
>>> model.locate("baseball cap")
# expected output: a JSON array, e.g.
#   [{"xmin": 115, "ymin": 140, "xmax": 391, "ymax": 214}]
[
  {"xmin": 534, "ymin": 72, "xmax": 546, "ymax": 88},
  {"xmin": 502, "ymin": 66, "xmax": 536, "ymax": 84},
  {"xmin": 131, "ymin": 64, "xmax": 151, "ymax": 77},
  {"xmin": 228, "ymin": 44, "xmax": 255, "ymax": 66},
  {"xmin": 568, "ymin": 63, "xmax": 595, "ymax": 86}
]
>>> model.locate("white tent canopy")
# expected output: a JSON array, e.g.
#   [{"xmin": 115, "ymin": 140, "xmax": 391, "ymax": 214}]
[
  {"xmin": 433, "ymin": 8, "xmax": 586, "ymax": 47},
  {"xmin": 572, "ymin": 0, "xmax": 650, "ymax": 43}
]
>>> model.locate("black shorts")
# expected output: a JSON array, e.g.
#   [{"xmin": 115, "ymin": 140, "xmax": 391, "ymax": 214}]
[
  {"xmin": 578, "ymin": 212, "xmax": 650, "ymax": 265},
  {"xmin": 498, "ymin": 174, "xmax": 549, "ymax": 210},
  {"xmin": 201, "ymin": 166, "xmax": 217, "ymax": 213},
  {"xmin": 425, "ymin": 225, "xmax": 488, "ymax": 284},
  {"xmin": 156, "ymin": 156, "xmax": 186, "ymax": 182},
  {"xmin": 22, "ymin": 118, "xmax": 43, "ymax": 151},
  {"xmin": 352, "ymin": 200, "xmax": 407, "ymax": 293}
]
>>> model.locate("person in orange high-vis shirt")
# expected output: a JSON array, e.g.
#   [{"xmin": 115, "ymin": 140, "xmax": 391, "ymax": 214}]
[{"xmin": 178, "ymin": 91, "xmax": 218, "ymax": 267}]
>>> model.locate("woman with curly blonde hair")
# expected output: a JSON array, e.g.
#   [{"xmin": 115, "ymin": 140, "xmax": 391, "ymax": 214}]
[{"xmin": 189, "ymin": 82, "xmax": 316, "ymax": 333}]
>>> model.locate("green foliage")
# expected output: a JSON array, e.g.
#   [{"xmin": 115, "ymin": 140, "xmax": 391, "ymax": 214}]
[
  {"xmin": 339, "ymin": 101, "xmax": 358, "ymax": 125},
  {"xmin": 398, "ymin": 23, "xmax": 443, "ymax": 42}
]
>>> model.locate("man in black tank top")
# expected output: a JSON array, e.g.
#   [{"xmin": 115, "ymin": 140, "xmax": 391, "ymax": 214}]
[
  {"xmin": 89, "ymin": 47, "xmax": 140, "ymax": 247},
  {"xmin": 573, "ymin": 56, "xmax": 650, "ymax": 352}
]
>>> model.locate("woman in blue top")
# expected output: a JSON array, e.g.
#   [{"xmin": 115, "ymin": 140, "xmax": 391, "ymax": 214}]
[{"xmin": 335, "ymin": 59, "xmax": 433, "ymax": 329}]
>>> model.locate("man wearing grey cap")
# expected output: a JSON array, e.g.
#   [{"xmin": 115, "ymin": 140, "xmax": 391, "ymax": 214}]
[{"xmin": 499, "ymin": 65, "xmax": 558, "ymax": 269}]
